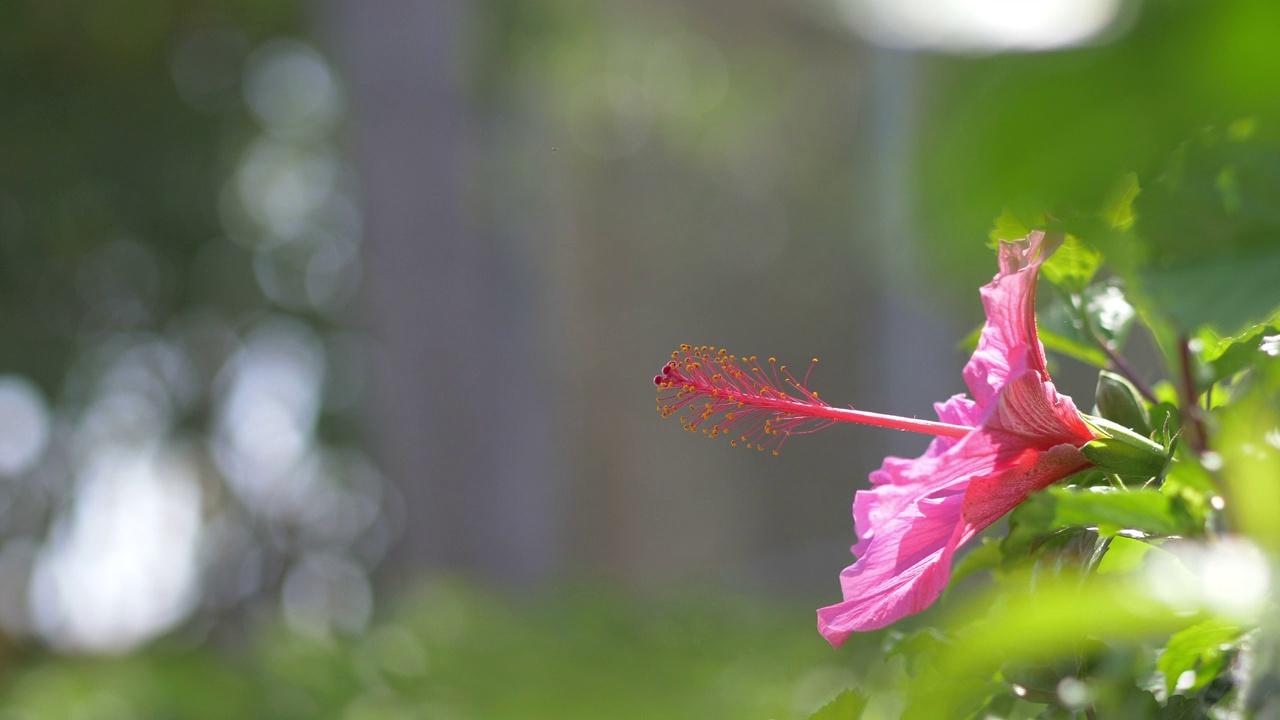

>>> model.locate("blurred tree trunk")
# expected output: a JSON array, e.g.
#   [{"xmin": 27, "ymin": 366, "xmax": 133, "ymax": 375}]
[{"xmin": 323, "ymin": 0, "xmax": 561, "ymax": 589}]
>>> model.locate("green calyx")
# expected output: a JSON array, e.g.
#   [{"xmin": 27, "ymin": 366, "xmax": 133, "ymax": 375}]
[{"xmin": 1080, "ymin": 414, "xmax": 1169, "ymax": 478}]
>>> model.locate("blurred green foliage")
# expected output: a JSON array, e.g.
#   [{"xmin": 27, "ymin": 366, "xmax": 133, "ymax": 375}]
[
  {"xmin": 918, "ymin": 0, "xmax": 1280, "ymax": 297},
  {"xmin": 0, "ymin": 0, "xmax": 300, "ymax": 387},
  {"xmin": 6, "ymin": 1, "xmax": 1280, "ymax": 718},
  {"xmin": 0, "ymin": 578, "xmax": 864, "ymax": 720}
]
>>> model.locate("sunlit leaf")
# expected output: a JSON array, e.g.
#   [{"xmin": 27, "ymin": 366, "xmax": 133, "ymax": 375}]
[
  {"xmin": 1041, "ymin": 234, "xmax": 1103, "ymax": 293},
  {"xmin": 1038, "ymin": 327, "xmax": 1109, "ymax": 368},
  {"xmin": 1096, "ymin": 535, "xmax": 1156, "ymax": 575},
  {"xmin": 1194, "ymin": 323, "xmax": 1279, "ymax": 389},
  {"xmin": 1104, "ymin": 172, "xmax": 1140, "ymax": 231},
  {"xmin": 901, "ymin": 574, "xmax": 1199, "ymax": 719},
  {"xmin": 885, "ymin": 628, "xmax": 950, "ymax": 677},
  {"xmin": 1218, "ymin": 391, "xmax": 1280, "ymax": 550},
  {"xmin": 1157, "ymin": 618, "xmax": 1241, "ymax": 697},
  {"xmin": 989, "ymin": 209, "xmax": 1034, "ymax": 247},
  {"xmin": 1032, "ymin": 486, "xmax": 1191, "ymax": 537},
  {"xmin": 806, "ymin": 689, "xmax": 868, "ymax": 720}
]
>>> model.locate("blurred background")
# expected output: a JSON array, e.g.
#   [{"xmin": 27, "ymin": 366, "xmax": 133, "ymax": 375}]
[{"xmin": 2, "ymin": 0, "xmax": 1279, "ymax": 717}]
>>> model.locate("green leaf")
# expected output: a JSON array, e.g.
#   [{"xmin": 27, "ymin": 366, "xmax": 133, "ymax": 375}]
[
  {"xmin": 1161, "ymin": 461, "xmax": 1214, "ymax": 531},
  {"xmin": 958, "ymin": 323, "xmax": 982, "ymax": 354},
  {"xmin": 1195, "ymin": 323, "xmax": 1279, "ymax": 389},
  {"xmin": 1041, "ymin": 234, "xmax": 1103, "ymax": 293},
  {"xmin": 1038, "ymin": 327, "xmax": 1109, "ymax": 368},
  {"xmin": 948, "ymin": 538, "xmax": 1003, "ymax": 590},
  {"xmin": 1096, "ymin": 535, "xmax": 1156, "ymax": 575},
  {"xmin": 901, "ymin": 573, "xmax": 1197, "ymax": 719},
  {"xmin": 989, "ymin": 209, "xmax": 1033, "ymax": 247},
  {"xmin": 1134, "ymin": 128, "xmax": 1280, "ymax": 335},
  {"xmin": 1160, "ymin": 694, "xmax": 1209, "ymax": 719},
  {"xmin": 806, "ymin": 689, "xmax": 868, "ymax": 720},
  {"xmin": 1218, "ymin": 391, "xmax": 1280, "ymax": 551},
  {"xmin": 1031, "ymin": 486, "xmax": 1191, "ymax": 537},
  {"xmin": 885, "ymin": 628, "xmax": 950, "ymax": 677},
  {"xmin": 1104, "ymin": 172, "xmax": 1140, "ymax": 231},
  {"xmin": 1157, "ymin": 618, "xmax": 1241, "ymax": 697},
  {"xmin": 1141, "ymin": 250, "xmax": 1280, "ymax": 336}
]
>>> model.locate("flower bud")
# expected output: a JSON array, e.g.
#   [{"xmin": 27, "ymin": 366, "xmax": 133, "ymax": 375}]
[{"xmin": 1095, "ymin": 370, "xmax": 1152, "ymax": 436}]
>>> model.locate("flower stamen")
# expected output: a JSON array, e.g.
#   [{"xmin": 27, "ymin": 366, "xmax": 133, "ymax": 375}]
[{"xmin": 654, "ymin": 345, "xmax": 974, "ymax": 455}]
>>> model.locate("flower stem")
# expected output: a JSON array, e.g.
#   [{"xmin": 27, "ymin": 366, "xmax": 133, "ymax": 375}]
[{"xmin": 1176, "ymin": 335, "xmax": 1207, "ymax": 455}]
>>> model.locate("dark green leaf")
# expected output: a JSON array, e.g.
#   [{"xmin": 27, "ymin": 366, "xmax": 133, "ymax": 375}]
[
  {"xmin": 1135, "ymin": 128, "xmax": 1280, "ymax": 335},
  {"xmin": 1159, "ymin": 694, "xmax": 1207, "ymax": 719},
  {"xmin": 949, "ymin": 538, "xmax": 1003, "ymax": 589},
  {"xmin": 1141, "ymin": 250, "xmax": 1280, "ymax": 336},
  {"xmin": 806, "ymin": 689, "xmax": 868, "ymax": 720}
]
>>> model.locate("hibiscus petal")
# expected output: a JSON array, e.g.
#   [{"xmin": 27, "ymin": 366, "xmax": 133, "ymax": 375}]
[
  {"xmin": 984, "ymin": 364, "xmax": 1095, "ymax": 445},
  {"xmin": 822, "ymin": 416, "xmax": 1009, "ymax": 645},
  {"xmin": 962, "ymin": 231, "xmax": 1061, "ymax": 406},
  {"xmin": 960, "ymin": 439, "xmax": 1091, "ymax": 531},
  {"xmin": 852, "ymin": 394, "xmax": 982, "ymax": 556},
  {"xmin": 818, "ymin": 491, "xmax": 967, "ymax": 645}
]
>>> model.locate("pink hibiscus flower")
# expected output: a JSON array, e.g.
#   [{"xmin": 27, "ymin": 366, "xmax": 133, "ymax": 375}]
[
  {"xmin": 817, "ymin": 230, "xmax": 1097, "ymax": 646},
  {"xmin": 653, "ymin": 231, "xmax": 1100, "ymax": 647}
]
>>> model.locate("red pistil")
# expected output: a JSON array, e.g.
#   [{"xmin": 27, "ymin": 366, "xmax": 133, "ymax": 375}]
[{"xmin": 654, "ymin": 345, "xmax": 974, "ymax": 455}]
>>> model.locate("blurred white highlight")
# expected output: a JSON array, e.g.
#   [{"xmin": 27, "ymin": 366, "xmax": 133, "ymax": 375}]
[
  {"xmin": 30, "ymin": 446, "xmax": 203, "ymax": 652},
  {"xmin": 1145, "ymin": 537, "xmax": 1270, "ymax": 621},
  {"xmin": 213, "ymin": 317, "xmax": 325, "ymax": 518},
  {"xmin": 837, "ymin": 0, "xmax": 1126, "ymax": 52},
  {"xmin": 0, "ymin": 376, "xmax": 51, "ymax": 476},
  {"xmin": 244, "ymin": 39, "xmax": 343, "ymax": 137}
]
